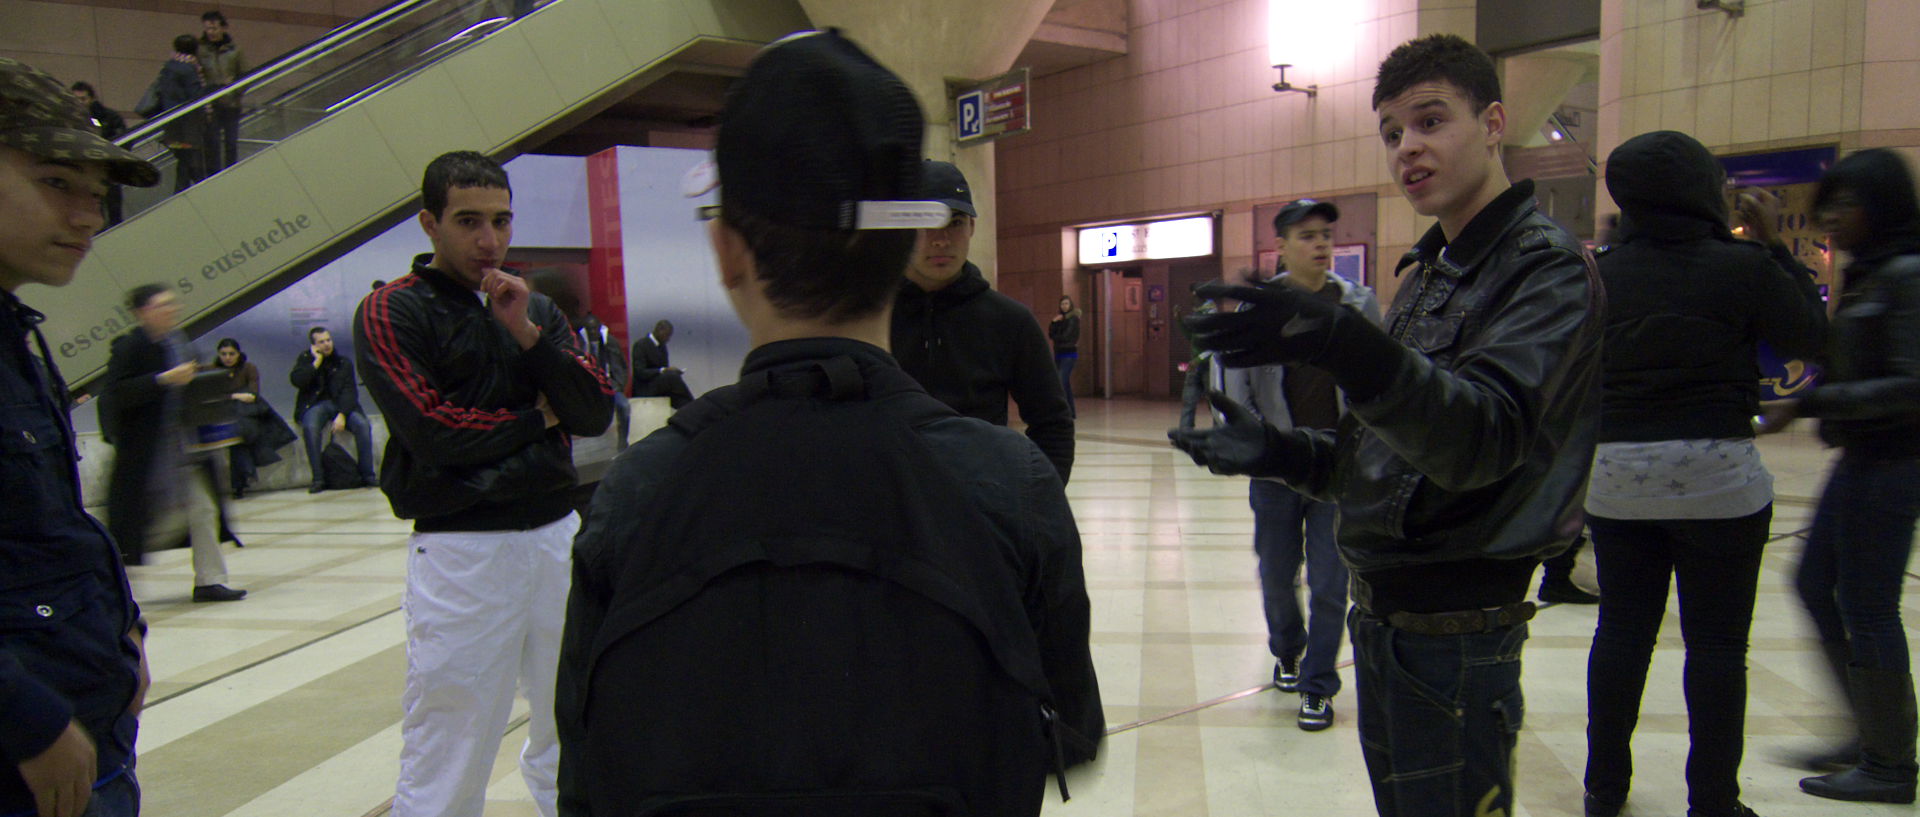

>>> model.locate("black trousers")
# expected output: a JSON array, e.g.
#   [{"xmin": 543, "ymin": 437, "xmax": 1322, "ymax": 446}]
[{"xmin": 1583, "ymin": 505, "xmax": 1772, "ymax": 814}]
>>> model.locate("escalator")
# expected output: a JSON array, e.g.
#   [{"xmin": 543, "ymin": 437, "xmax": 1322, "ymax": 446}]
[{"xmin": 36, "ymin": 0, "xmax": 807, "ymax": 390}]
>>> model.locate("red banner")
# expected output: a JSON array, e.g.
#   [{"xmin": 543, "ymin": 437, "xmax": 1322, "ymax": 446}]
[{"xmin": 585, "ymin": 148, "xmax": 628, "ymax": 358}]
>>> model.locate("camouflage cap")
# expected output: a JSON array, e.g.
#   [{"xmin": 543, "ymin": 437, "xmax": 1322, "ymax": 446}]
[{"xmin": 0, "ymin": 58, "xmax": 160, "ymax": 187}]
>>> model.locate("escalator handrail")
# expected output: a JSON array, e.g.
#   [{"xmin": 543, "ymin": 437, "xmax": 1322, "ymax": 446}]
[{"xmin": 115, "ymin": 0, "xmax": 443, "ymax": 148}]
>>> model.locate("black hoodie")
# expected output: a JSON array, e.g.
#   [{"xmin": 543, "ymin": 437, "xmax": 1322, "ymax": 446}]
[
  {"xmin": 1596, "ymin": 130, "xmax": 1828, "ymax": 442},
  {"xmin": 1798, "ymin": 148, "xmax": 1920, "ymax": 456},
  {"xmin": 892, "ymin": 262, "xmax": 1074, "ymax": 482}
]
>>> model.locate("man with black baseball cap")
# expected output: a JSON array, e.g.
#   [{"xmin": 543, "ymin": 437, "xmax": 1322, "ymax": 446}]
[
  {"xmin": 891, "ymin": 159, "xmax": 1075, "ymax": 483},
  {"xmin": 0, "ymin": 57, "xmax": 158, "ymax": 817},
  {"xmin": 1222, "ymin": 198, "xmax": 1379, "ymax": 732},
  {"xmin": 556, "ymin": 30, "xmax": 1101, "ymax": 816}
]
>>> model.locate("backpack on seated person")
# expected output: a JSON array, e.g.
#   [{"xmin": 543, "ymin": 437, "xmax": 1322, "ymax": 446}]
[
  {"xmin": 576, "ymin": 356, "xmax": 1072, "ymax": 817},
  {"xmin": 321, "ymin": 439, "xmax": 360, "ymax": 489}
]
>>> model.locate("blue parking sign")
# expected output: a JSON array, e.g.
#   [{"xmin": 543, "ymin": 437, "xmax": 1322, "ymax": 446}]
[{"xmin": 956, "ymin": 91, "xmax": 984, "ymax": 140}]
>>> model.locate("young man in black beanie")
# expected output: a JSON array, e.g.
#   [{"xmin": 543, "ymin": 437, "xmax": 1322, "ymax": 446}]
[{"xmin": 555, "ymin": 30, "xmax": 1101, "ymax": 817}]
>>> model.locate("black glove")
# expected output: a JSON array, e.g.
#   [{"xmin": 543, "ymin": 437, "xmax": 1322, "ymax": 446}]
[
  {"xmin": 1182, "ymin": 280, "xmax": 1404, "ymax": 402},
  {"xmin": 1167, "ymin": 390, "xmax": 1306, "ymax": 478}
]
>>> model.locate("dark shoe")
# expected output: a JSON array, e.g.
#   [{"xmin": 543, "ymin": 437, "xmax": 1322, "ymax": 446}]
[
  {"xmin": 192, "ymin": 584, "xmax": 247, "ymax": 602},
  {"xmin": 308, "ymin": 482, "xmax": 326, "ymax": 494},
  {"xmin": 1787, "ymin": 639, "xmax": 1861, "ymax": 771},
  {"xmin": 1274, "ymin": 656, "xmax": 1300, "ymax": 693},
  {"xmin": 360, "ymin": 475, "xmax": 380, "ymax": 489},
  {"xmin": 1539, "ymin": 577, "xmax": 1600, "ymax": 605},
  {"xmin": 1688, "ymin": 804, "xmax": 1758, "ymax": 817},
  {"xmin": 1297, "ymin": 693, "xmax": 1333, "ymax": 731},
  {"xmin": 231, "ymin": 484, "xmax": 246, "ymax": 500},
  {"xmin": 1582, "ymin": 793, "xmax": 1623, "ymax": 817},
  {"xmin": 1801, "ymin": 666, "xmax": 1917, "ymax": 803}
]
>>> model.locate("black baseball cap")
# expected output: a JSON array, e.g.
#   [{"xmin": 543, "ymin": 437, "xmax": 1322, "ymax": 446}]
[
  {"xmin": 918, "ymin": 160, "xmax": 975, "ymax": 217},
  {"xmin": 705, "ymin": 30, "xmax": 949, "ymax": 231},
  {"xmin": 1272, "ymin": 198, "xmax": 1339, "ymax": 235}
]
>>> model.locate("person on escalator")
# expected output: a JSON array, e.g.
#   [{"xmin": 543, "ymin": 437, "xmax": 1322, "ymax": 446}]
[
  {"xmin": 197, "ymin": 10, "xmax": 248, "ymax": 173},
  {"xmin": 146, "ymin": 34, "xmax": 208, "ymax": 193}
]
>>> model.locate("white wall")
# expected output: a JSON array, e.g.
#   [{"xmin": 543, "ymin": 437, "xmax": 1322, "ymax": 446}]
[{"xmin": 616, "ymin": 146, "xmax": 747, "ymax": 401}]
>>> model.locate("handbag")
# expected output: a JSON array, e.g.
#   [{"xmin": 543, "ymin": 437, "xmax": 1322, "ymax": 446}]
[{"xmin": 134, "ymin": 78, "xmax": 163, "ymax": 118}]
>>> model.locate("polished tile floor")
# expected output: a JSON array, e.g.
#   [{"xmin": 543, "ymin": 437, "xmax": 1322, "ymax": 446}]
[{"xmin": 124, "ymin": 398, "xmax": 1916, "ymax": 816}]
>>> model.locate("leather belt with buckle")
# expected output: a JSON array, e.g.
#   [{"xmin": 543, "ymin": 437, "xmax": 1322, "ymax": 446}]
[{"xmin": 1383, "ymin": 602, "xmax": 1536, "ymax": 636}]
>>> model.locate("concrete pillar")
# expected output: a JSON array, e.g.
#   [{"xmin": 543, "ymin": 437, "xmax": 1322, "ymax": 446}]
[{"xmin": 798, "ymin": 0, "xmax": 1055, "ymax": 283}]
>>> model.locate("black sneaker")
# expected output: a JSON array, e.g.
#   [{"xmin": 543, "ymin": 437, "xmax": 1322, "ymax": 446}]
[
  {"xmin": 192, "ymin": 584, "xmax": 247, "ymax": 602},
  {"xmin": 1583, "ymin": 792, "xmax": 1623, "ymax": 817},
  {"xmin": 1274, "ymin": 657, "xmax": 1300, "ymax": 692},
  {"xmin": 1298, "ymin": 693, "xmax": 1333, "ymax": 731},
  {"xmin": 308, "ymin": 482, "xmax": 326, "ymax": 494},
  {"xmin": 1539, "ymin": 577, "xmax": 1601, "ymax": 605}
]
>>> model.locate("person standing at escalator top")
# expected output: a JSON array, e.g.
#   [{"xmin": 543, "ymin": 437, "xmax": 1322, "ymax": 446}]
[{"xmin": 197, "ymin": 10, "xmax": 248, "ymax": 173}]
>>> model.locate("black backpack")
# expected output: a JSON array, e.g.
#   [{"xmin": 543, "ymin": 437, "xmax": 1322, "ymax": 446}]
[
  {"xmin": 320, "ymin": 440, "xmax": 360, "ymax": 489},
  {"xmin": 577, "ymin": 356, "xmax": 1069, "ymax": 817}
]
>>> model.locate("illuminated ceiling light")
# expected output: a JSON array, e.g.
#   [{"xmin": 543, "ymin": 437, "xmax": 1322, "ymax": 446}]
[
  {"xmin": 1268, "ymin": 0, "xmax": 1356, "ymax": 99},
  {"xmin": 1549, "ymin": 130, "xmax": 1564, "ymax": 141}
]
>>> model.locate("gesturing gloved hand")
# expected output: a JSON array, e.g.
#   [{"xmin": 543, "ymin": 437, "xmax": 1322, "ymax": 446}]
[
  {"xmin": 1183, "ymin": 280, "xmax": 1350, "ymax": 368},
  {"xmin": 1183, "ymin": 279, "xmax": 1405, "ymax": 403},
  {"xmin": 1168, "ymin": 390, "xmax": 1303, "ymax": 478}
]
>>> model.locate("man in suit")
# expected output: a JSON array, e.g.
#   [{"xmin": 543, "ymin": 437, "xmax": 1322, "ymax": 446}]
[
  {"xmin": 629, "ymin": 319, "xmax": 693, "ymax": 409},
  {"xmin": 102, "ymin": 283, "xmax": 246, "ymax": 601},
  {"xmin": 291, "ymin": 326, "xmax": 377, "ymax": 492}
]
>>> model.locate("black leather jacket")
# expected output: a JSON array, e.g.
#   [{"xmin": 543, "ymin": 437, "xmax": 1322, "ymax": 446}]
[
  {"xmin": 1800, "ymin": 248, "xmax": 1920, "ymax": 457},
  {"xmin": 1287, "ymin": 182, "xmax": 1605, "ymax": 577}
]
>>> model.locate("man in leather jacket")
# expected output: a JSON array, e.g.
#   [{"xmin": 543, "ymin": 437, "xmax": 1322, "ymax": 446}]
[{"xmin": 1171, "ymin": 34, "xmax": 1603, "ymax": 817}]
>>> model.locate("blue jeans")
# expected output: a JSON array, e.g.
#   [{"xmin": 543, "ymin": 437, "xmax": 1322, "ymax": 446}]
[
  {"xmin": 1055, "ymin": 353, "xmax": 1076, "ymax": 417},
  {"xmin": 1796, "ymin": 455, "xmax": 1920, "ymax": 673},
  {"xmin": 1351, "ymin": 609, "xmax": 1527, "ymax": 817},
  {"xmin": 80, "ymin": 768, "xmax": 139, "ymax": 817},
  {"xmin": 300, "ymin": 401, "xmax": 376, "ymax": 482},
  {"xmin": 1585, "ymin": 507, "xmax": 1771, "ymax": 814},
  {"xmin": 1251, "ymin": 479, "xmax": 1346, "ymax": 696},
  {"xmin": 612, "ymin": 392, "xmax": 630, "ymax": 448}
]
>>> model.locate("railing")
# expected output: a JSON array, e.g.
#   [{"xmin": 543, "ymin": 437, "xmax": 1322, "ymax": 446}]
[{"xmin": 109, "ymin": 0, "xmax": 543, "ymax": 225}]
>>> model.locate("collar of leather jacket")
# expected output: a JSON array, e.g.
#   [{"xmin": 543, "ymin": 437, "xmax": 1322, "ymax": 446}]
[{"xmin": 1396, "ymin": 179, "xmax": 1539, "ymax": 279}]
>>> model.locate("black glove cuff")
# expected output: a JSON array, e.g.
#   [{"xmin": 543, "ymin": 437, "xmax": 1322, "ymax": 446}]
[{"xmin": 1316, "ymin": 314, "xmax": 1407, "ymax": 404}]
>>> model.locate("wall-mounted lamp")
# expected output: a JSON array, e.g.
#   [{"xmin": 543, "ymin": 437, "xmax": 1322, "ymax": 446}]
[
  {"xmin": 1271, "ymin": 64, "xmax": 1317, "ymax": 98},
  {"xmin": 1696, "ymin": 0, "xmax": 1744, "ymax": 17}
]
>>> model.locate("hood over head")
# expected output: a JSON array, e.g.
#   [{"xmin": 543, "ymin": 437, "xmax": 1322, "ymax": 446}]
[{"xmin": 1605, "ymin": 131, "xmax": 1730, "ymax": 240}]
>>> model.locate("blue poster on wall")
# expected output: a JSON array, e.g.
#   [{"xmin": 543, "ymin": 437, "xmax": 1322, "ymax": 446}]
[{"xmin": 1719, "ymin": 146, "xmax": 1836, "ymax": 401}]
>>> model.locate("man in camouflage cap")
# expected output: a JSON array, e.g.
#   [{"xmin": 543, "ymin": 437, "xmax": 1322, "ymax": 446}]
[{"xmin": 0, "ymin": 57, "xmax": 157, "ymax": 817}]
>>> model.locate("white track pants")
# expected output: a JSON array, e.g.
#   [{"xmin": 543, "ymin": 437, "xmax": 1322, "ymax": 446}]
[{"xmin": 393, "ymin": 511, "xmax": 577, "ymax": 817}]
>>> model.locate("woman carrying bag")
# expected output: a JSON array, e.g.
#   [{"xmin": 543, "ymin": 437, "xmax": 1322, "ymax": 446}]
[{"xmin": 211, "ymin": 338, "xmax": 295, "ymax": 498}]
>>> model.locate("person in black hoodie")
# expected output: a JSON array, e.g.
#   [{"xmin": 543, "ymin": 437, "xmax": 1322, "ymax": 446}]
[
  {"xmin": 1761, "ymin": 147, "xmax": 1920, "ymax": 805},
  {"xmin": 891, "ymin": 160, "xmax": 1074, "ymax": 483},
  {"xmin": 1581, "ymin": 130, "xmax": 1828, "ymax": 817}
]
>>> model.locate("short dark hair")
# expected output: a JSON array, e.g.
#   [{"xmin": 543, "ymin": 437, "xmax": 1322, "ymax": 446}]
[
  {"xmin": 422, "ymin": 151, "xmax": 510, "ymax": 218},
  {"xmin": 201, "ymin": 10, "xmax": 227, "ymax": 25},
  {"xmin": 70, "ymin": 81, "xmax": 96, "ymax": 97},
  {"xmin": 721, "ymin": 208, "xmax": 915, "ymax": 324},
  {"xmin": 128, "ymin": 283, "xmax": 170, "ymax": 310},
  {"xmin": 308, "ymin": 326, "xmax": 330, "ymax": 341},
  {"xmin": 1372, "ymin": 34, "xmax": 1501, "ymax": 113},
  {"xmin": 173, "ymin": 34, "xmax": 199, "ymax": 55}
]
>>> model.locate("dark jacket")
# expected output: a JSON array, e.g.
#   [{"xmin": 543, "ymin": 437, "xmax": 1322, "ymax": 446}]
[
  {"xmin": 556, "ymin": 339, "xmax": 1101, "ymax": 816},
  {"xmin": 354, "ymin": 259, "xmax": 613, "ymax": 531},
  {"xmin": 1597, "ymin": 130, "xmax": 1828, "ymax": 442},
  {"xmin": 0, "ymin": 290, "xmax": 142, "ymax": 812},
  {"xmin": 1278, "ymin": 182, "xmax": 1605, "ymax": 610},
  {"xmin": 196, "ymin": 33, "xmax": 246, "ymax": 105},
  {"xmin": 220, "ymin": 360, "xmax": 295, "ymax": 467},
  {"xmin": 1048, "ymin": 311, "xmax": 1080, "ymax": 354},
  {"xmin": 87, "ymin": 101, "xmax": 126, "ymax": 141},
  {"xmin": 575, "ymin": 316, "xmax": 628, "ymax": 395},
  {"xmin": 101, "ymin": 328, "xmax": 176, "ymax": 561},
  {"xmin": 892, "ymin": 263, "xmax": 1074, "ymax": 483},
  {"xmin": 629, "ymin": 333, "xmax": 669, "ymax": 393},
  {"xmin": 1796, "ymin": 151, "xmax": 1920, "ymax": 456},
  {"xmin": 289, "ymin": 347, "xmax": 364, "ymax": 421},
  {"xmin": 153, "ymin": 57, "xmax": 204, "ymax": 146}
]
